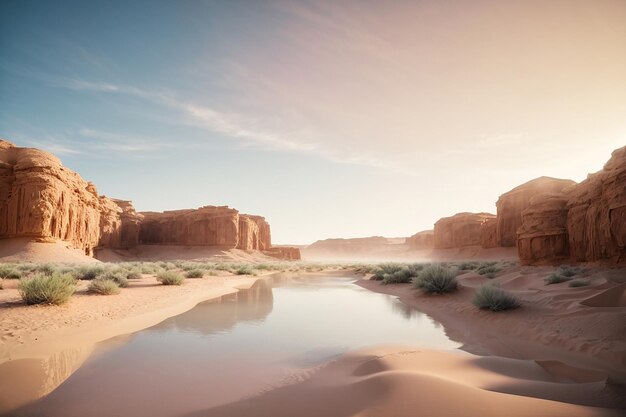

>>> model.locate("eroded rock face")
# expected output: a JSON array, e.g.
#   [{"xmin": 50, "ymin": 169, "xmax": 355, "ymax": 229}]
[
  {"xmin": 239, "ymin": 215, "xmax": 271, "ymax": 250},
  {"xmin": 480, "ymin": 217, "xmax": 499, "ymax": 249},
  {"xmin": 434, "ymin": 213, "xmax": 496, "ymax": 249},
  {"xmin": 517, "ymin": 193, "xmax": 570, "ymax": 265},
  {"xmin": 264, "ymin": 246, "xmax": 301, "ymax": 260},
  {"xmin": 496, "ymin": 177, "xmax": 576, "ymax": 247},
  {"xmin": 112, "ymin": 199, "xmax": 144, "ymax": 249},
  {"xmin": 406, "ymin": 230, "xmax": 434, "ymax": 250},
  {"xmin": 0, "ymin": 140, "xmax": 117, "ymax": 255},
  {"xmin": 566, "ymin": 146, "xmax": 626, "ymax": 264}
]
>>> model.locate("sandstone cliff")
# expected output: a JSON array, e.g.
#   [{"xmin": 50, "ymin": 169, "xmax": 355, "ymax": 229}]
[
  {"xmin": 565, "ymin": 146, "xmax": 626, "ymax": 264},
  {"xmin": 0, "ymin": 140, "xmax": 298, "ymax": 261},
  {"xmin": 433, "ymin": 213, "xmax": 496, "ymax": 249},
  {"xmin": 405, "ymin": 230, "xmax": 434, "ymax": 250},
  {"xmin": 496, "ymin": 177, "xmax": 576, "ymax": 247}
]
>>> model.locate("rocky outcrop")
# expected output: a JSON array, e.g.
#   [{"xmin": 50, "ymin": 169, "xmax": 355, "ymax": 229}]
[
  {"xmin": 565, "ymin": 146, "xmax": 626, "ymax": 264},
  {"xmin": 496, "ymin": 177, "xmax": 576, "ymax": 247},
  {"xmin": 433, "ymin": 213, "xmax": 496, "ymax": 249},
  {"xmin": 480, "ymin": 217, "xmax": 499, "ymax": 249},
  {"xmin": 517, "ymin": 146, "xmax": 626, "ymax": 265},
  {"xmin": 405, "ymin": 230, "xmax": 434, "ymax": 250},
  {"xmin": 0, "ymin": 140, "xmax": 296, "ymax": 260},
  {"xmin": 517, "ymin": 193, "xmax": 570, "ymax": 264},
  {"xmin": 264, "ymin": 246, "xmax": 301, "ymax": 260},
  {"xmin": 0, "ymin": 140, "xmax": 116, "ymax": 256}
]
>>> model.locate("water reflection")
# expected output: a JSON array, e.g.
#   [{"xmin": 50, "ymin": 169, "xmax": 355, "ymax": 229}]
[{"xmin": 13, "ymin": 275, "xmax": 458, "ymax": 417}]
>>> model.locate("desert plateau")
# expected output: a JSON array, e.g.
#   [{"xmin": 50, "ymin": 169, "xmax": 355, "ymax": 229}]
[{"xmin": 1, "ymin": 1, "xmax": 625, "ymax": 416}]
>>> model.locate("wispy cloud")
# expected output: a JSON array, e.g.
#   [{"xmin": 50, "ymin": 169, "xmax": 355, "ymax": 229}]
[
  {"xmin": 55, "ymin": 78, "xmax": 417, "ymax": 174},
  {"xmin": 78, "ymin": 128, "xmax": 172, "ymax": 152}
]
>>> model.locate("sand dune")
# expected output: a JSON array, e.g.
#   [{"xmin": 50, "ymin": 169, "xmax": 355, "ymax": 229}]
[
  {"xmin": 0, "ymin": 238, "xmax": 99, "ymax": 264},
  {"xmin": 182, "ymin": 347, "xmax": 621, "ymax": 417}
]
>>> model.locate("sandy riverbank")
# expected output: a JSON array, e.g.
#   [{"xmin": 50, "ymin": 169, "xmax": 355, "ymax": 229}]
[{"xmin": 0, "ymin": 273, "xmax": 263, "ymax": 412}]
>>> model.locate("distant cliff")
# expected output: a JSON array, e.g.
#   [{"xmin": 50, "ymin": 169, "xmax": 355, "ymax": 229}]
[{"xmin": 0, "ymin": 139, "xmax": 300, "ymax": 260}]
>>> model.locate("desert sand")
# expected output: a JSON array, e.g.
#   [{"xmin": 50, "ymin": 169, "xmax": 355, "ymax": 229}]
[
  {"xmin": 0, "ymin": 272, "xmax": 262, "ymax": 412},
  {"xmin": 181, "ymin": 346, "xmax": 621, "ymax": 417}
]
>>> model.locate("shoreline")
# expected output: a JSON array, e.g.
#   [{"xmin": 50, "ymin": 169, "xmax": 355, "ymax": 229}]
[
  {"xmin": 0, "ymin": 272, "xmax": 276, "ymax": 412},
  {"xmin": 356, "ymin": 268, "xmax": 626, "ymax": 386}
]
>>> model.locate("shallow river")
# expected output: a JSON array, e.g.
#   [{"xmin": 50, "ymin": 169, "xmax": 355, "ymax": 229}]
[{"xmin": 14, "ymin": 274, "xmax": 459, "ymax": 417}]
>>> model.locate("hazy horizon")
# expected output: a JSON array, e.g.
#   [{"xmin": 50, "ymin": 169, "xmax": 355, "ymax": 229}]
[{"xmin": 2, "ymin": 0, "xmax": 625, "ymax": 244}]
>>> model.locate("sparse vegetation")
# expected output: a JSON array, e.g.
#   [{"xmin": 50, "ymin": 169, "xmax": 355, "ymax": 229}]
[
  {"xmin": 234, "ymin": 265, "xmax": 256, "ymax": 275},
  {"xmin": 473, "ymin": 285, "xmax": 520, "ymax": 311},
  {"xmin": 156, "ymin": 270, "xmax": 185, "ymax": 285},
  {"xmin": 413, "ymin": 264, "xmax": 458, "ymax": 294},
  {"xmin": 88, "ymin": 278, "xmax": 121, "ymax": 295},
  {"xmin": 545, "ymin": 273, "xmax": 572, "ymax": 285},
  {"xmin": 569, "ymin": 279, "xmax": 591, "ymax": 288},
  {"xmin": 476, "ymin": 262, "xmax": 501, "ymax": 277},
  {"xmin": 558, "ymin": 265, "xmax": 578, "ymax": 277},
  {"xmin": 0, "ymin": 266, "xmax": 22, "ymax": 279},
  {"xmin": 126, "ymin": 269, "xmax": 142, "ymax": 280},
  {"xmin": 185, "ymin": 269, "xmax": 204, "ymax": 278},
  {"xmin": 18, "ymin": 273, "xmax": 76, "ymax": 305},
  {"xmin": 101, "ymin": 271, "xmax": 129, "ymax": 288},
  {"xmin": 75, "ymin": 265, "xmax": 106, "ymax": 280}
]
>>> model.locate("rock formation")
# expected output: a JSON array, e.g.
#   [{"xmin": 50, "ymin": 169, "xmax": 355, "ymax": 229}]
[
  {"xmin": 517, "ymin": 146, "xmax": 626, "ymax": 265},
  {"xmin": 496, "ymin": 177, "xmax": 576, "ymax": 247},
  {"xmin": 433, "ymin": 213, "xmax": 496, "ymax": 249},
  {"xmin": 0, "ymin": 140, "xmax": 299, "ymax": 260},
  {"xmin": 517, "ymin": 193, "xmax": 570, "ymax": 264},
  {"xmin": 480, "ymin": 217, "xmax": 499, "ymax": 249},
  {"xmin": 265, "ymin": 246, "xmax": 301, "ymax": 260},
  {"xmin": 304, "ymin": 236, "xmax": 407, "ymax": 261},
  {"xmin": 565, "ymin": 146, "xmax": 626, "ymax": 264},
  {"xmin": 405, "ymin": 230, "xmax": 434, "ymax": 250}
]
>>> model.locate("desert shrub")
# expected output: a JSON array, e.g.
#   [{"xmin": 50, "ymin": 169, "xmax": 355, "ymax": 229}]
[
  {"xmin": 372, "ymin": 263, "xmax": 403, "ymax": 281},
  {"xmin": 457, "ymin": 261, "xmax": 479, "ymax": 271},
  {"xmin": 185, "ymin": 269, "xmax": 204, "ymax": 278},
  {"xmin": 413, "ymin": 264, "xmax": 458, "ymax": 294},
  {"xmin": 477, "ymin": 263, "xmax": 501, "ymax": 276},
  {"xmin": 18, "ymin": 273, "xmax": 76, "ymax": 305},
  {"xmin": 0, "ymin": 279, "xmax": 3, "ymax": 290},
  {"xmin": 473, "ymin": 285, "xmax": 520, "ymax": 311},
  {"xmin": 0, "ymin": 266, "xmax": 22, "ymax": 279},
  {"xmin": 88, "ymin": 278, "xmax": 121, "ymax": 295},
  {"xmin": 558, "ymin": 265, "xmax": 578, "ymax": 278},
  {"xmin": 126, "ymin": 269, "xmax": 142, "ymax": 280},
  {"xmin": 101, "ymin": 271, "xmax": 129, "ymax": 288},
  {"xmin": 569, "ymin": 279, "xmax": 591, "ymax": 288},
  {"xmin": 545, "ymin": 273, "xmax": 571, "ymax": 285},
  {"xmin": 234, "ymin": 266, "xmax": 256, "ymax": 275},
  {"xmin": 36, "ymin": 263, "xmax": 58, "ymax": 276},
  {"xmin": 75, "ymin": 265, "xmax": 106, "ymax": 280},
  {"xmin": 156, "ymin": 270, "xmax": 185, "ymax": 285}
]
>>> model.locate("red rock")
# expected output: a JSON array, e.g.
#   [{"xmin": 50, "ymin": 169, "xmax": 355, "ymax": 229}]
[
  {"xmin": 112, "ymin": 199, "xmax": 143, "ymax": 249},
  {"xmin": 264, "ymin": 246, "xmax": 301, "ymax": 260},
  {"xmin": 405, "ymin": 230, "xmax": 434, "ymax": 250},
  {"xmin": 434, "ymin": 212, "xmax": 496, "ymax": 249},
  {"xmin": 239, "ymin": 215, "xmax": 271, "ymax": 250},
  {"xmin": 566, "ymin": 146, "xmax": 626, "ymax": 264},
  {"xmin": 480, "ymin": 217, "xmax": 499, "ymax": 249},
  {"xmin": 517, "ymin": 193, "xmax": 570, "ymax": 265},
  {"xmin": 496, "ymin": 177, "xmax": 576, "ymax": 247}
]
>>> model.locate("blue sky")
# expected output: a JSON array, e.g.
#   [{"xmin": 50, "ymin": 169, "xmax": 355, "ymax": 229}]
[{"xmin": 1, "ymin": 0, "xmax": 625, "ymax": 244}]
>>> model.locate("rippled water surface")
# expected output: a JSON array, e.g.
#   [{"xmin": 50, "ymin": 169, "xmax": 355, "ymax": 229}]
[{"xmin": 15, "ymin": 275, "xmax": 459, "ymax": 417}]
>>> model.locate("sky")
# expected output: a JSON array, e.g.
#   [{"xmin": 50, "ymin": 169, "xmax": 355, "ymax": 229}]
[{"xmin": 1, "ymin": 0, "xmax": 625, "ymax": 244}]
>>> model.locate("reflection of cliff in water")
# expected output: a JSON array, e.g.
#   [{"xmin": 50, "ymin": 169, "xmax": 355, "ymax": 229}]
[{"xmin": 152, "ymin": 278, "xmax": 274, "ymax": 336}]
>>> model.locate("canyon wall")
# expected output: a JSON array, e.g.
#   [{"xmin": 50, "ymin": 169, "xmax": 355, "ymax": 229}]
[
  {"xmin": 0, "ymin": 140, "xmax": 298, "ymax": 260},
  {"xmin": 496, "ymin": 177, "xmax": 576, "ymax": 247},
  {"xmin": 518, "ymin": 146, "xmax": 625, "ymax": 265},
  {"xmin": 405, "ymin": 230, "xmax": 434, "ymax": 250},
  {"xmin": 433, "ymin": 213, "xmax": 496, "ymax": 249}
]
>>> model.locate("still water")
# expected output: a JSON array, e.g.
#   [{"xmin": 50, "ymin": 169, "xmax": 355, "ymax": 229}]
[{"xmin": 15, "ymin": 274, "xmax": 459, "ymax": 417}]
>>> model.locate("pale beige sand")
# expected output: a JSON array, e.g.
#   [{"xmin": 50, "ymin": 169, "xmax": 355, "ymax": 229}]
[
  {"xmin": 0, "ymin": 273, "xmax": 261, "ymax": 412},
  {"xmin": 358, "ymin": 265, "xmax": 626, "ymax": 385},
  {"xmin": 183, "ymin": 347, "xmax": 621, "ymax": 417},
  {"xmin": 0, "ymin": 238, "xmax": 99, "ymax": 264}
]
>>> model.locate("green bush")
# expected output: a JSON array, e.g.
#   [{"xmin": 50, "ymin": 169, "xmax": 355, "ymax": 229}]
[
  {"xmin": 126, "ymin": 269, "xmax": 142, "ymax": 280},
  {"xmin": 545, "ymin": 273, "xmax": 571, "ymax": 285},
  {"xmin": 88, "ymin": 278, "xmax": 121, "ymax": 295},
  {"xmin": 101, "ymin": 271, "xmax": 129, "ymax": 288},
  {"xmin": 18, "ymin": 273, "xmax": 76, "ymax": 305},
  {"xmin": 185, "ymin": 269, "xmax": 204, "ymax": 278},
  {"xmin": 234, "ymin": 266, "xmax": 256, "ymax": 275},
  {"xmin": 457, "ymin": 261, "xmax": 479, "ymax": 271},
  {"xmin": 75, "ymin": 265, "xmax": 106, "ymax": 280},
  {"xmin": 0, "ymin": 266, "xmax": 22, "ymax": 279},
  {"xmin": 413, "ymin": 264, "xmax": 458, "ymax": 294},
  {"xmin": 476, "ymin": 263, "xmax": 501, "ymax": 276},
  {"xmin": 569, "ymin": 279, "xmax": 591, "ymax": 288},
  {"xmin": 558, "ymin": 265, "xmax": 578, "ymax": 278},
  {"xmin": 156, "ymin": 270, "xmax": 185, "ymax": 285},
  {"xmin": 473, "ymin": 285, "xmax": 520, "ymax": 311},
  {"xmin": 36, "ymin": 263, "xmax": 58, "ymax": 276}
]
